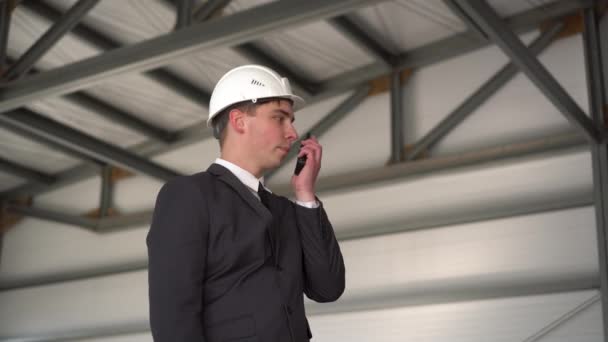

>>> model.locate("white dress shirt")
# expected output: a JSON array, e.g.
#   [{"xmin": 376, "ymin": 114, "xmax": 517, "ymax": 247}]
[{"xmin": 214, "ymin": 158, "xmax": 318, "ymax": 208}]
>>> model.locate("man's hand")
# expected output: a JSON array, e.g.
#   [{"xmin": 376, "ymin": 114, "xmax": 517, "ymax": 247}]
[{"xmin": 291, "ymin": 135, "xmax": 322, "ymax": 202}]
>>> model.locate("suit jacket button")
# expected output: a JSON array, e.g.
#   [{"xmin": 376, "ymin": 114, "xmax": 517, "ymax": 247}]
[{"xmin": 287, "ymin": 306, "xmax": 293, "ymax": 315}]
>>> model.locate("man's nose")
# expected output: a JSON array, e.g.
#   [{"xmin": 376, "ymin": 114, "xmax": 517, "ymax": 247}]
[{"xmin": 286, "ymin": 123, "xmax": 298, "ymax": 142}]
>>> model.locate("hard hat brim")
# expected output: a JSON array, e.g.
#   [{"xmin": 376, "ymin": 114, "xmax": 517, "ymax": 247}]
[{"xmin": 206, "ymin": 94, "xmax": 305, "ymax": 127}]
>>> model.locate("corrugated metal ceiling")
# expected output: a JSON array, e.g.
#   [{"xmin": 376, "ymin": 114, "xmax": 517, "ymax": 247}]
[{"xmin": 0, "ymin": 0, "xmax": 581, "ymax": 197}]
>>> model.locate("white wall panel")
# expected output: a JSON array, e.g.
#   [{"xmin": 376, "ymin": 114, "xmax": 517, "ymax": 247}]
[
  {"xmin": 308, "ymin": 290, "xmax": 601, "ymax": 342},
  {"xmin": 54, "ymin": 292, "xmax": 608, "ymax": 342},
  {"xmin": 0, "ymin": 149, "xmax": 592, "ymax": 288},
  {"xmin": 34, "ymin": 177, "xmax": 101, "ymax": 214},
  {"xmin": 0, "ymin": 204, "xmax": 598, "ymax": 338},
  {"xmin": 0, "ymin": 172, "xmax": 24, "ymax": 192},
  {"xmin": 0, "ymin": 220, "xmax": 148, "ymax": 285},
  {"xmin": 336, "ymin": 206, "xmax": 597, "ymax": 300},
  {"xmin": 0, "ymin": 270, "xmax": 149, "ymax": 338},
  {"xmin": 433, "ymin": 33, "xmax": 587, "ymax": 157},
  {"xmin": 112, "ymin": 176, "xmax": 163, "ymax": 213},
  {"xmin": 73, "ymin": 333, "xmax": 152, "ymax": 342},
  {"xmin": 323, "ymin": 150, "xmax": 591, "ymax": 235}
]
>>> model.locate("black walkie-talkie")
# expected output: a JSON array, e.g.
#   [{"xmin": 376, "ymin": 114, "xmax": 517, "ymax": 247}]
[{"xmin": 294, "ymin": 133, "xmax": 311, "ymax": 175}]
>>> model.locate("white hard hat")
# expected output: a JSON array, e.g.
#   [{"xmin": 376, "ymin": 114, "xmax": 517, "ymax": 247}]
[{"xmin": 207, "ymin": 65, "xmax": 305, "ymax": 126}]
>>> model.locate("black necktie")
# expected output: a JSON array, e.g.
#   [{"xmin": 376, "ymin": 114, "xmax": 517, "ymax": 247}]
[{"xmin": 258, "ymin": 182, "xmax": 270, "ymax": 209}]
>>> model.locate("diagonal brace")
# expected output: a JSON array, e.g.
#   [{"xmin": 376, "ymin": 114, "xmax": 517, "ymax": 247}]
[
  {"xmin": 455, "ymin": 0, "xmax": 603, "ymax": 144},
  {"xmin": 406, "ymin": 22, "xmax": 564, "ymax": 161},
  {"xmin": 4, "ymin": 0, "xmax": 100, "ymax": 80}
]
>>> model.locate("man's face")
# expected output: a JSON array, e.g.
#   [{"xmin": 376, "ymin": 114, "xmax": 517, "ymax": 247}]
[{"xmin": 244, "ymin": 99, "xmax": 297, "ymax": 172}]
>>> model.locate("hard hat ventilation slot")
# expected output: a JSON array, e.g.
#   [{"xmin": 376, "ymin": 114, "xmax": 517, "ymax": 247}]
[{"xmin": 251, "ymin": 79, "xmax": 266, "ymax": 87}]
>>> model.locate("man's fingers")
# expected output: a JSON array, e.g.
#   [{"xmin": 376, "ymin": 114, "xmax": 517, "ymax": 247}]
[{"xmin": 299, "ymin": 144, "xmax": 321, "ymax": 164}]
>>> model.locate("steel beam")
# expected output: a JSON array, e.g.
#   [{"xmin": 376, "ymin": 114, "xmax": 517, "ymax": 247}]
[
  {"xmin": 97, "ymin": 209, "xmax": 153, "ymax": 232},
  {"xmin": 193, "ymin": 0, "xmax": 231, "ymax": 21},
  {"xmin": 266, "ymin": 85, "xmax": 371, "ymax": 180},
  {"xmin": 0, "ymin": 115, "xmax": 105, "ymax": 167},
  {"xmin": 406, "ymin": 22, "xmax": 563, "ymax": 161},
  {"xmin": 1, "ymin": 0, "xmax": 591, "ymax": 199},
  {"xmin": 99, "ymin": 166, "xmax": 112, "ymax": 217},
  {"xmin": 175, "ymin": 0, "xmax": 193, "ymax": 29},
  {"xmin": 4, "ymin": 0, "xmax": 100, "ymax": 80},
  {"xmin": 389, "ymin": 71, "xmax": 403, "ymax": 163},
  {"xmin": 6, "ymin": 204, "xmax": 98, "ymax": 230},
  {"xmin": 583, "ymin": 6, "xmax": 608, "ymax": 341},
  {"xmin": 0, "ymin": 109, "xmax": 182, "ymax": 181},
  {"xmin": 3, "ymin": 205, "xmax": 154, "ymax": 234},
  {"xmin": 317, "ymin": 0, "xmax": 594, "ymax": 99},
  {"xmin": 0, "ymin": 0, "xmax": 386, "ymax": 113},
  {"xmin": 0, "ymin": 157, "xmax": 56, "ymax": 185},
  {"xmin": 272, "ymin": 131, "xmax": 587, "ymax": 196},
  {"xmin": 0, "ymin": 0, "xmax": 11, "ymax": 72},
  {"xmin": 455, "ymin": 0, "xmax": 602, "ymax": 144},
  {"xmin": 233, "ymin": 43, "xmax": 317, "ymax": 96},
  {"xmin": 328, "ymin": 15, "xmax": 395, "ymax": 68},
  {"xmin": 170, "ymin": 0, "xmax": 317, "ymax": 97},
  {"xmin": 0, "ymin": 0, "xmax": 382, "ymax": 112},
  {"xmin": 6, "ymin": 55, "xmax": 175, "ymax": 143},
  {"xmin": 0, "ymin": 233, "xmax": 3, "ymax": 271},
  {"xmin": 20, "ymin": 0, "xmax": 211, "ymax": 107},
  {"xmin": 442, "ymin": 0, "xmax": 487, "ymax": 41},
  {"xmin": 2, "ymin": 122, "xmax": 209, "ymax": 198}
]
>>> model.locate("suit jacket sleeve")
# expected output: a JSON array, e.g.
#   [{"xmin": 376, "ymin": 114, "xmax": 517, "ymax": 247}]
[
  {"xmin": 147, "ymin": 178, "xmax": 208, "ymax": 341},
  {"xmin": 295, "ymin": 200, "xmax": 345, "ymax": 302}
]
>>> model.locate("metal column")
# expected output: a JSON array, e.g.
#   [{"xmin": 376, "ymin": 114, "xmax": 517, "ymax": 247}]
[
  {"xmin": 584, "ymin": 5, "xmax": 608, "ymax": 341},
  {"xmin": 99, "ymin": 166, "xmax": 113, "ymax": 217},
  {"xmin": 390, "ymin": 71, "xmax": 403, "ymax": 163},
  {"xmin": 0, "ymin": 0, "xmax": 11, "ymax": 72},
  {"xmin": 193, "ymin": 0, "xmax": 231, "ymax": 21},
  {"xmin": 174, "ymin": 0, "xmax": 193, "ymax": 29}
]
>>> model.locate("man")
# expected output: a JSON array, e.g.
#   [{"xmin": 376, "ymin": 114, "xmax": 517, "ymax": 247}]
[{"xmin": 147, "ymin": 65, "xmax": 345, "ymax": 342}]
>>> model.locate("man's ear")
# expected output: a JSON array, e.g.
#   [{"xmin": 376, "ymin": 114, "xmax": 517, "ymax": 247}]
[{"xmin": 228, "ymin": 108, "xmax": 246, "ymax": 134}]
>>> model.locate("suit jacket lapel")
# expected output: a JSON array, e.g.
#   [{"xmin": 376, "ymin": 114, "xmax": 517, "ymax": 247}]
[
  {"xmin": 207, "ymin": 164, "xmax": 279, "ymax": 257},
  {"xmin": 207, "ymin": 164, "xmax": 272, "ymax": 224}
]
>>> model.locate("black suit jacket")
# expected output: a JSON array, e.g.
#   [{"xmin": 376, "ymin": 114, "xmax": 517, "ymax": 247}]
[{"xmin": 147, "ymin": 164, "xmax": 345, "ymax": 342}]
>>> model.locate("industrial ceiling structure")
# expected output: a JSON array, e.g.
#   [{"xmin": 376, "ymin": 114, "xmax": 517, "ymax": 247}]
[{"xmin": 0, "ymin": 0, "xmax": 606, "ymax": 340}]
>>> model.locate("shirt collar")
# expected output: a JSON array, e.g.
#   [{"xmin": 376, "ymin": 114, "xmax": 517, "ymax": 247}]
[{"xmin": 214, "ymin": 158, "xmax": 270, "ymax": 193}]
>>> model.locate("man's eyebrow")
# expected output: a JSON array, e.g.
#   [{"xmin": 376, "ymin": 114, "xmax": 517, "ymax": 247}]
[{"xmin": 275, "ymin": 109, "xmax": 295, "ymax": 122}]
